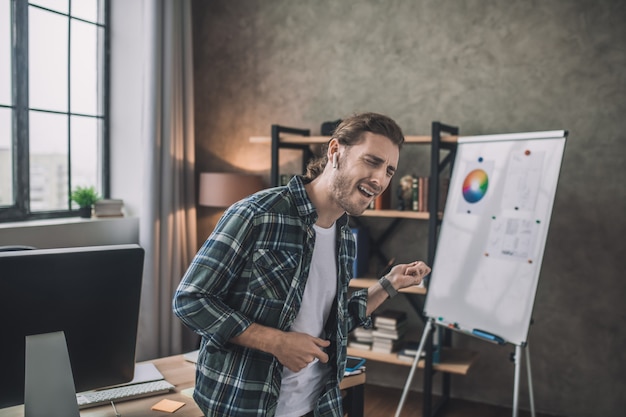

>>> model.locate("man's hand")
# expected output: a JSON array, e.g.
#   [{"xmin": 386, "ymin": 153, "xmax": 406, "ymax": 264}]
[
  {"xmin": 366, "ymin": 260, "xmax": 431, "ymax": 316},
  {"xmin": 271, "ymin": 332, "xmax": 330, "ymax": 372},
  {"xmin": 231, "ymin": 324, "xmax": 330, "ymax": 372},
  {"xmin": 387, "ymin": 260, "xmax": 431, "ymax": 290}
]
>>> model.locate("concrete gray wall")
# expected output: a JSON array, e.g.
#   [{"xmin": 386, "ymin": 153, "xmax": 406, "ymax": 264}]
[{"xmin": 191, "ymin": 1, "xmax": 626, "ymax": 416}]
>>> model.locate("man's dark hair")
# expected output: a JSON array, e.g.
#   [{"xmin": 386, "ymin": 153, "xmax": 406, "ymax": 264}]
[{"xmin": 304, "ymin": 112, "xmax": 405, "ymax": 180}]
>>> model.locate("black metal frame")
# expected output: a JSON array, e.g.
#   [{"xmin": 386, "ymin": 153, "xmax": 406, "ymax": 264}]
[
  {"xmin": 0, "ymin": 0, "xmax": 109, "ymax": 222},
  {"xmin": 420, "ymin": 121, "xmax": 459, "ymax": 417},
  {"xmin": 270, "ymin": 124, "xmax": 312, "ymax": 187}
]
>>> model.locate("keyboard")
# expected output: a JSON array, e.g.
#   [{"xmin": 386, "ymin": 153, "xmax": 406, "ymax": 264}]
[{"xmin": 76, "ymin": 379, "xmax": 175, "ymax": 409}]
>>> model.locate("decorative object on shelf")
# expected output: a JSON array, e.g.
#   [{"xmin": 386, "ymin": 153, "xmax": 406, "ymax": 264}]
[
  {"xmin": 94, "ymin": 199, "xmax": 125, "ymax": 218},
  {"xmin": 198, "ymin": 172, "xmax": 264, "ymax": 208},
  {"xmin": 397, "ymin": 175, "xmax": 414, "ymax": 210},
  {"xmin": 70, "ymin": 186, "xmax": 100, "ymax": 218}
]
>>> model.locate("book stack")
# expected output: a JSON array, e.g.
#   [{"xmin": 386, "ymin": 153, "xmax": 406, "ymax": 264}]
[
  {"xmin": 414, "ymin": 176, "xmax": 450, "ymax": 212},
  {"xmin": 371, "ymin": 309, "xmax": 407, "ymax": 353},
  {"xmin": 94, "ymin": 199, "xmax": 124, "ymax": 218},
  {"xmin": 349, "ymin": 327, "xmax": 374, "ymax": 351}
]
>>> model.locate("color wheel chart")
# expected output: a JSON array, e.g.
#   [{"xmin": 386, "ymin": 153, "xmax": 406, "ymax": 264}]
[
  {"xmin": 462, "ymin": 168, "xmax": 489, "ymax": 203},
  {"xmin": 424, "ymin": 130, "xmax": 567, "ymax": 346}
]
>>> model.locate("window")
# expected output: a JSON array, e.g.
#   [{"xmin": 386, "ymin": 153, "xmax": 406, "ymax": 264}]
[{"xmin": 0, "ymin": 0, "xmax": 108, "ymax": 221}]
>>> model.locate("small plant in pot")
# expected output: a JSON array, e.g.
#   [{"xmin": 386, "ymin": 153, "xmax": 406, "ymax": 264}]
[{"xmin": 71, "ymin": 186, "xmax": 100, "ymax": 218}]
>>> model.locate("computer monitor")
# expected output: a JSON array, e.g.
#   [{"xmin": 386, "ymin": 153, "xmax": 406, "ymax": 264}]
[{"xmin": 0, "ymin": 244, "xmax": 145, "ymax": 409}]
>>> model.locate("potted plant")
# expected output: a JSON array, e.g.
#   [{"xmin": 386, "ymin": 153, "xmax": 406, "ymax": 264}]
[{"xmin": 71, "ymin": 186, "xmax": 100, "ymax": 218}]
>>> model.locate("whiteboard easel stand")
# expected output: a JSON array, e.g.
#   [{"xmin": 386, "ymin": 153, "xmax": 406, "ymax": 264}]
[
  {"xmin": 395, "ymin": 318, "xmax": 435, "ymax": 417},
  {"xmin": 512, "ymin": 343, "xmax": 535, "ymax": 417},
  {"xmin": 394, "ymin": 319, "xmax": 536, "ymax": 417}
]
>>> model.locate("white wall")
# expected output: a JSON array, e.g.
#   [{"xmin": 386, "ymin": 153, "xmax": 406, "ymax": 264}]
[{"xmin": 109, "ymin": 0, "xmax": 147, "ymax": 218}]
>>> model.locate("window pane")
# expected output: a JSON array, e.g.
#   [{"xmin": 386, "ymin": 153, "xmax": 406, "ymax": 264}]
[
  {"xmin": 0, "ymin": 107, "xmax": 12, "ymax": 206},
  {"xmin": 29, "ymin": 6, "xmax": 68, "ymax": 112},
  {"xmin": 29, "ymin": 111, "xmax": 69, "ymax": 211},
  {"xmin": 29, "ymin": 0, "xmax": 68, "ymax": 14},
  {"xmin": 0, "ymin": 0, "xmax": 11, "ymax": 105},
  {"xmin": 71, "ymin": 0, "xmax": 100, "ymax": 23},
  {"xmin": 70, "ymin": 115, "xmax": 99, "ymax": 203},
  {"xmin": 71, "ymin": 20, "xmax": 98, "ymax": 115}
]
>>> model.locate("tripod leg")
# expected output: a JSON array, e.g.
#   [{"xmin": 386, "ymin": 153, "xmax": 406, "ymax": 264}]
[
  {"xmin": 394, "ymin": 319, "xmax": 433, "ymax": 417},
  {"xmin": 525, "ymin": 345, "xmax": 536, "ymax": 417},
  {"xmin": 512, "ymin": 344, "xmax": 521, "ymax": 417}
]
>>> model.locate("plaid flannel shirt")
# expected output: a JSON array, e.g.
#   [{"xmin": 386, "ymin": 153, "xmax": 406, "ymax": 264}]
[{"xmin": 173, "ymin": 176, "xmax": 371, "ymax": 417}]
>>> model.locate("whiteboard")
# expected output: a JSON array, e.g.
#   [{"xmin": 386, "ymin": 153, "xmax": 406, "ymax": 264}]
[{"xmin": 423, "ymin": 130, "xmax": 567, "ymax": 346}]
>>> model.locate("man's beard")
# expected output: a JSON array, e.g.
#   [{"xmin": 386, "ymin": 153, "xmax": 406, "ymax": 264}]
[{"xmin": 330, "ymin": 171, "xmax": 374, "ymax": 216}]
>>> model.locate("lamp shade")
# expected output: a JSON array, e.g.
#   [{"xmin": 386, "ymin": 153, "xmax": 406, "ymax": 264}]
[{"xmin": 198, "ymin": 172, "xmax": 264, "ymax": 207}]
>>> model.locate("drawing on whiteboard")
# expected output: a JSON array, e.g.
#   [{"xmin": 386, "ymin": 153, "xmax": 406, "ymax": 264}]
[
  {"xmin": 457, "ymin": 159, "xmax": 494, "ymax": 215},
  {"xmin": 502, "ymin": 150, "xmax": 545, "ymax": 211},
  {"xmin": 485, "ymin": 216, "xmax": 538, "ymax": 260}
]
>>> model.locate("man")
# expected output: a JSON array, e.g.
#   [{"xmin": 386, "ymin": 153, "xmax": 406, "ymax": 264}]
[{"xmin": 173, "ymin": 112, "xmax": 431, "ymax": 417}]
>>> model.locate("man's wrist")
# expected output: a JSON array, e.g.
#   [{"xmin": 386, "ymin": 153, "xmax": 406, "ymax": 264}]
[{"xmin": 379, "ymin": 275, "xmax": 398, "ymax": 299}]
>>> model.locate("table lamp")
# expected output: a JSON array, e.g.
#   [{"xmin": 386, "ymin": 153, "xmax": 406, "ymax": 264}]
[{"xmin": 198, "ymin": 172, "xmax": 264, "ymax": 208}]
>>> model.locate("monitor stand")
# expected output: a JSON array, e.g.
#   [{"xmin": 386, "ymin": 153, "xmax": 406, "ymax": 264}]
[{"xmin": 25, "ymin": 331, "xmax": 80, "ymax": 417}]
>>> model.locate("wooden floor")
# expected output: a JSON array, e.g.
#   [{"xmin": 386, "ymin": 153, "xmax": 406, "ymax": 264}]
[{"xmin": 360, "ymin": 384, "xmax": 560, "ymax": 417}]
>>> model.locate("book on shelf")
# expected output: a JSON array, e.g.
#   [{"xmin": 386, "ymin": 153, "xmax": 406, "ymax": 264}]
[
  {"xmin": 374, "ymin": 185, "xmax": 392, "ymax": 210},
  {"xmin": 418, "ymin": 177, "xmax": 428, "ymax": 212},
  {"xmin": 373, "ymin": 309, "xmax": 407, "ymax": 327},
  {"xmin": 371, "ymin": 338, "xmax": 403, "ymax": 353},
  {"xmin": 396, "ymin": 341, "xmax": 427, "ymax": 362},
  {"xmin": 348, "ymin": 340, "xmax": 372, "ymax": 351},
  {"xmin": 371, "ymin": 326, "xmax": 407, "ymax": 341},
  {"xmin": 374, "ymin": 318, "xmax": 408, "ymax": 332},
  {"xmin": 352, "ymin": 327, "xmax": 373, "ymax": 341},
  {"xmin": 397, "ymin": 351, "xmax": 426, "ymax": 362},
  {"xmin": 349, "ymin": 327, "xmax": 373, "ymax": 351},
  {"xmin": 414, "ymin": 176, "xmax": 450, "ymax": 213},
  {"xmin": 351, "ymin": 227, "xmax": 370, "ymax": 278}
]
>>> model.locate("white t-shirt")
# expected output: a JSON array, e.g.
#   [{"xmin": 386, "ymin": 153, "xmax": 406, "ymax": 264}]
[{"xmin": 275, "ymin": 223, "xmax": 338, "ymax": 417}]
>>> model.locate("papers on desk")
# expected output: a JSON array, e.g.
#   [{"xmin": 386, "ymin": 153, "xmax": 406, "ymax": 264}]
[
  {"xmin": 183, "ymin": 349, "xmax": 199, "ymax": 364},
  {"xmin": 129, "ymin": 363, "xmax": 166, "ymax": 384}
]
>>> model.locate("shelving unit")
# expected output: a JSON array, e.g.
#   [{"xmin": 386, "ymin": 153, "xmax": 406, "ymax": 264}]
[
  {"xmin": 347, "ymin": 346, "xmax": 479, "ymax": 375},
  {"xmin": 269, "ymin": 121, "xmax": 475, "ymax": 417}
]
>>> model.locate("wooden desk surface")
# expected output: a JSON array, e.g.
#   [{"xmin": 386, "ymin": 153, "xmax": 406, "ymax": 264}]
[
  {"xmin": 0, "ymin": 355, "xmax": 203, "ymax": 417},
  {"xmin": 0, "ymin": 354, "xmax": 365, "ymax": 417}
]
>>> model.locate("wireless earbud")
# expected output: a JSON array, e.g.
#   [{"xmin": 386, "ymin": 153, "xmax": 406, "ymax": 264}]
[{"xmin": 332, "ymin": 153, "xmax": 338, "ymax": 169}]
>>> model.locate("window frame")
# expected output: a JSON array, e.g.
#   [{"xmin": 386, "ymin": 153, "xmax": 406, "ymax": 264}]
[{"xmin": 0, "ymin": 0, "xmax": 110, "ymax": 222}]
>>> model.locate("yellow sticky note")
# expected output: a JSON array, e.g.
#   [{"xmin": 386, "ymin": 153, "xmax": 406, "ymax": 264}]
[{"xmin": 151, "ymin": 398, "xmax": 186, "ymax": 413}]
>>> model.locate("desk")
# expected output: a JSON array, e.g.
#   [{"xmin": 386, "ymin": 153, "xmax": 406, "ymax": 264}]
[{"xmin": 0, "ymin": 354, "xmax": 365, "ymax": 417}]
